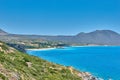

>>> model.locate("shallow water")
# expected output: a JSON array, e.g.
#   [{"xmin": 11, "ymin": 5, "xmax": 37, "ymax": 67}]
[{"xmin": 27, "ymin": 46, "xmax": 120, "ymax": 80}]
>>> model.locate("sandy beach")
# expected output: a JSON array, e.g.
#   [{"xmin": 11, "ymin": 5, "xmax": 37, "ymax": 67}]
[{"xmin": 26, "ymin": 48, "xmax": 56, "ymax": 51}]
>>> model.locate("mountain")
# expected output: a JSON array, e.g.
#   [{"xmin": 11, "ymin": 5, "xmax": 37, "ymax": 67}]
[
  {"xmin": 0, "ymin": 29, "xmax": 8, "ymax": 35},
  {"xmin": 0, "ymin": 29, "xmax": 120, "ymax": 45},
  {"xmin": 74, "ymin": 30, "xmax": 120, "ymax": 45},
  {"xmin": 31, "ymin": 30, "xmax": 120, "ymax": 45}
]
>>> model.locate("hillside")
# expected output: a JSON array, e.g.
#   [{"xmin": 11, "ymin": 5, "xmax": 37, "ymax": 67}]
[
  {"xmin": 0, "ymin": 29, "xmax": 8, "ymax": 35},
  {"xmin": 0, "ymin": 41, "xmax": 96, "ymax": 80},
  {"xmin": 0, "ymin": 29, "xmax": 120, "ymax": 45}
]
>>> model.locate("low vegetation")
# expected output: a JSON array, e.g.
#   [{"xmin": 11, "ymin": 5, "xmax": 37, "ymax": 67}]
[{"xmin": 0, "ymin": 41, "xmax": 82, "ymax": 80}]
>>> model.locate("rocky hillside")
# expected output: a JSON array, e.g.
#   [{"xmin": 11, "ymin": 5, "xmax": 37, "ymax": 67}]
[{"xmin": 0, "ymin": 41, "xmax": 96, "ymax": 80}]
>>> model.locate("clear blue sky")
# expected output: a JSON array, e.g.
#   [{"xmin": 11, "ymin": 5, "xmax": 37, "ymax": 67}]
[{"xmin": 0, "ymin": 0, "xmax": 120, "ymax": 35}]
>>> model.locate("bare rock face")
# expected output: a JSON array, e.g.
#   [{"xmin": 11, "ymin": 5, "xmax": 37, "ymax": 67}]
[
  {"xmin": 26, "ymin": 62, "xmax": 32, "ymax": 68},
  {"xmin": 67, "ymin": 66, "xmax": 99, "ymax": 80}
]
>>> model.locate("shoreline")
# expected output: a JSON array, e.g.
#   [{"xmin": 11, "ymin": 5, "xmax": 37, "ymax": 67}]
[
  {"xmin": 26, "ymin": 48, "xmax": 56, "ymax": 51},
  {"xmin": 72, "ymin": 45, "xmax": 120, "ymax": 47},
  {"xmin": 26, "ymin": 45, "xmax": 120, "ymax": 51},
  {"xmin": 26, "ymin": 47, "xmax": 104, "ymax": 80}
]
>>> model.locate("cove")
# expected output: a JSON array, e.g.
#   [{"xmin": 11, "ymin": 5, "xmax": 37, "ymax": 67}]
[{"xmin": 26, "ymin": 46, "xmax": 120, "ymax": 80}]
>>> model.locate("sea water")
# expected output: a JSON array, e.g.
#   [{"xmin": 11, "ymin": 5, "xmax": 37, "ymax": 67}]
[{"xmin": 26, "ymin": 46, "xmax": 120, "ymax": 80}]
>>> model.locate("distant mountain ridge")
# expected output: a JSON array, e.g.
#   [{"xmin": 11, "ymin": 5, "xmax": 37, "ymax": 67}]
[
  {"xmin": 74, "ymin": 30, "xmax": 120, "ymax": 45},
  {"xmin": 76, "ymin": 30, "xmax": 120, "ymax": 36},
  {"xmin": 0, "ymin": 29, "xmax": 120, "ymax": 45},
  {"xmin": 0, "ymin": 29, "xmax": 8, "ymax": 35}
]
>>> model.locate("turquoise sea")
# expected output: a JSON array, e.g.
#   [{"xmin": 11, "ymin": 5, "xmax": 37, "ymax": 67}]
[{"xmin": 26, "ymin": 46, "xmax": 120, "ymax": 80}]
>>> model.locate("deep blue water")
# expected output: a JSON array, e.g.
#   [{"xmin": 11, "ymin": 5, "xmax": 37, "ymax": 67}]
[{"xmin": 26, "ymin": 46, "xmax": 120, "ymax": 80}]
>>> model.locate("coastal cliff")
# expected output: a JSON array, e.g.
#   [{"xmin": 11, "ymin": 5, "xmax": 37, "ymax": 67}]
[{"xmin": 0, "ymin": 41, "xmax": 97, "ymax": 80}]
